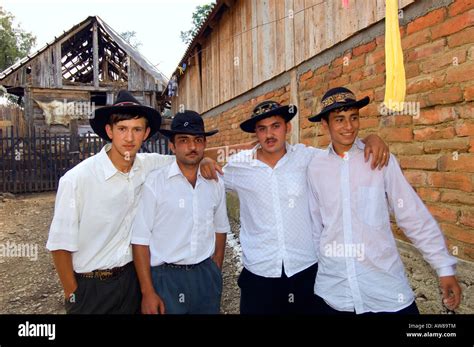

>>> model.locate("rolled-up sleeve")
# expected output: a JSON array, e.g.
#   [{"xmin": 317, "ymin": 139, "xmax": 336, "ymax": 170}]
[
  {"xmin": 131, "ymin": 178, "xmax": 157, "ymax": 246},
  {"xmin": 384, "ymin": 155, "xmax": 457, "ymax": 276},
  {"xmin": 46, "ymin": 176, "xmax": 80, "ymax": 252}
]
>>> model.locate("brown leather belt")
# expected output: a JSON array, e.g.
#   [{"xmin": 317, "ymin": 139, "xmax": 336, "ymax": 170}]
[{"xmin": 76, "ymin": 262, "xmax": 131, "ymax": 280}]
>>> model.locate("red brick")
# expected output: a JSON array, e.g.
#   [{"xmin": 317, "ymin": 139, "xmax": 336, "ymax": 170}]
[
  {"xmin": 440, "ymin": 223, "xmax": 474, "ymax": 244},
  {"xmin": 405, "ymin": 63, "xmax": 421, "ymax": 79},
  {"xmin": 328, "ymin": 75, "xmax": 350, "ymax": 89},
  {"xmin": 419, "ymin": 49, "xmax": 467, "ymax": 73},
  {"xmin": 359, "ymin": 74, "xmax": 385, "ymax": 91},
  {"xmin": 342, "ymin": 55, "xmax": 365, "ymax": 73},
  {"xmin": 315, "ymin": 65, "xmax": 329, "ymax": 75},
  {"xmin": 406, "ymin": 73, "xmax": 446, "ymax": 94},
  {"xmin": 407, "ymin": 8, "xmax": 446, "ymax": 34},
  {"xmin": 424, "ymin": 138, "xmax": 470, "ymax": 153},
  {"xmin": 352, "ymin": 40, "xmax": 376, "ymax": 57},
  {"xmin": 456, "ymin": 104, "xmax": 474, "ymax": 119},
  {"xmin": 300, "ymin": 70, "xmax": 313, "ymax": 82},
  {"xmin": 402, "ymin": 28, "xmax": 431, "ymax": 50},
  {"xmin": 448, "ymin": 26, "xmax": 474, "ymax": 48},
  {"xmin": 349, "ymin": 69, "xmax": 364, "ymax": 83},
  {"xmin": 414, "ymin": 107, "xmax": 456, "ymax": 125},
  {"xmin": 399, "ymin": 155, "xmax": 438, "ymax": 170},
  {"xmin": 426, "ymin": 87, "xmax": 463, "ymax": 106},
  {"xmin": 406, "ymin": 39, "xmax": 446, "ymax": 62},
  {"xmin": 438, "ymin": 153, "xmax": 474, "ymax": 172},
  {"xmin": 358, "ymin": 103, "xmax": 379, "ymax": 117},
  {"xmin": 427, "ymin": 204, "xmax": 459, "ymax": 223},
  {"xmin": 431, "ymin": 9, "xmax": 474, "ymax": 39},
  {"xmin": 416, "ymin": 187, "xmax": 441, "ymax": 202},
  {"xmin": 441, "ymin": 190, "xmax": 474, "ymax": 205},
  {"xmin": 380, "ymin": 127, "xmax": 413, "ymax": 142},
  {"xmin": 366, "ymin": 49, "xmax": 385, "ymax": 65},
  {"xmin": 449, "ymin": 0, "xmax": 474, "ymax": 17},
  {"xmin": 465, "ymin": 86, "xmax": 474, "ymax": 101},
  {"xmin": 404, "ymin": 170, "xmax": 427, "ymax": 186},
  {"xmin": 460, "ymin": 209, "xmax": 474, "ymax": 228},
  {"xmin": 428, "ymin": 172, "xmax": 473, "ymax": 192},
  {"xmin": 446, "ymin": 62, "xmax": 474, "ymax": 83},
  {"xmin": 470, "ymin": 137, "xmax": 474, "ymax": 153},
  {"xmin": 359, "ymin": 117, "xmax": 379, "ymax": 129},
  {"xmin": 455, "ymin": 121, "xmax": 474, "ymax": 136},
  {"xmin": 413, "ymin": 126, "xmax": 455, "ymax": 141}
]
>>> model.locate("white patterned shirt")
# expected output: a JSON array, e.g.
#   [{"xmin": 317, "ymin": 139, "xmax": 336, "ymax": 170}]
[
  {"xmin": 46, "ymin": 144, "xmax": 173, "ymax": 273},
  {"xmin": 223, "ymin": 143, "xmax": 323, "ymax": 278},
  {"xmin": 307, "ymin": 138, "xmax": 457, "ymax": 313}
]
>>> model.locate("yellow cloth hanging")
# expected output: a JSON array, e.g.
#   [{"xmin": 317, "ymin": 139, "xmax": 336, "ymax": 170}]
[{"xmin": 384, "ymin": 0, "xmax": 406, "ymax": 112}]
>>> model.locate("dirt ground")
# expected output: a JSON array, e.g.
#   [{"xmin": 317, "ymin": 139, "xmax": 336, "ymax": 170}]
[
  {"xmin": 0, "ymin": 192, "xmax": 472, "ymax": 314},
  {"xmin": 0, "ymin": 192, "xmax": 240, "ymax": 314}
]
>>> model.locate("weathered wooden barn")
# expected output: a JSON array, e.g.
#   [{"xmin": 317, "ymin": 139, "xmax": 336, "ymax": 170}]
[{"xmin": 0, "ymin": 16, "xmax": 168, "ymax": 134}]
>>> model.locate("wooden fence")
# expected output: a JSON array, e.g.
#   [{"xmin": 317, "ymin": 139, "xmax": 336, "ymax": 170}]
[{"xmin": 0, "ymin": 126, "xmax": 170, "ymax": 194}]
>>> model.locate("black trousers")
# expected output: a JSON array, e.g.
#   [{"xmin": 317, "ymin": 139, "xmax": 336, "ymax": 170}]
[
  {"xmin": 65, "ymin": 262, "xmax": 141, "ymax": 314},
  {"xmin": 318, "ymin": 297, "xmax": 420, "ymax": 315},
  {"xmin": 238, "ymin": 263, "xmax": 325, "ymax": 314}
]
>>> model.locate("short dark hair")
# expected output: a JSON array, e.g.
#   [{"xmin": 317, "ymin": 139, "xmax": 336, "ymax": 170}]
[
  {"xmin": 109, "ymin": 113, "xmax": 148, "ymax": 127},
  {"xmin": 321, "ymin": 106, "xmax": 359, "ymax": 123}
]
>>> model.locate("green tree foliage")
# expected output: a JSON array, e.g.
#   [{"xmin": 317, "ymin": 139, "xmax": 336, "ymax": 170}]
[
  {"xmin": 180, "ymin": 2, "xmax": 215, "ymax": 44},
  {"xmin": 120, "ymin": 30, "xmax": 142, "ymax": 50},
  {"xmin": 0, "ymin": 6, "xmax": 36, "ymax": 72}
]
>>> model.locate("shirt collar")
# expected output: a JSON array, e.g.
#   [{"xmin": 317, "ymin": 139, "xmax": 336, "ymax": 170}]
[
  {"xmin": 99, "ymin": 143, "xmax": 143, "ymax": 180},
  {"xmin": 251, "ymin": 141, "xmax": 295, "ymax": 166},
  {"xmin": 327, "ymin": 138, "xmax": 365, "ymax": 157},
  {"xmin": 167, "ymin": 159, "xmax": 202, "ymax": 180}
]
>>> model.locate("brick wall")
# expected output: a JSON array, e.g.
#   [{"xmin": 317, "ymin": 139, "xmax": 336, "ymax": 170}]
[{"xmin": 203, "ymin": 0, "xmax": 474, "ymax": 261}]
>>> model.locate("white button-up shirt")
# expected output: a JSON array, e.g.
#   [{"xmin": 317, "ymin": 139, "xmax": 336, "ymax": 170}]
[
  {"xmin": 131, "ymin": 160, "xmax": 230, "ymax": 266},
  {"xmin": 46, "ymin": 144, "xmax": 173, "ymax": 273},
  {"xmin": 223, "ymin": 143, "xmax": 322, "ymax": 278},
  {"xmin": 307, "ymin": 138, "xmax": 457, "ymax": 313}
]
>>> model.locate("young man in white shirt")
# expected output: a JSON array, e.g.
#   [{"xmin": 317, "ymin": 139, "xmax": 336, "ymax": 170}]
[
  {"xmin": 131, "ymin": 111, "xmax": 230, "ymax": 314},
  {"xmin": 222, "ymin": 100, "xmax": 390, "ymax": 314},
  {"xmin": 46, "ymin": 91, "xmax": 218, "ymax": 314},
  {"xmin": 307, "ymin": 87, "xmax": 462, "ymax": 314}
]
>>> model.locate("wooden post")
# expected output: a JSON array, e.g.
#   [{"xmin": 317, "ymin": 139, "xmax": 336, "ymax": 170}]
[
  {"xmin": 69, "ymin": 120, "xmax": 80, "ymax": 166},
  {"xmin": 55, "ymin": 43, "xmax": 63, "ymax": 88},
  {"xmin": 93, "ymin": 20, "xmax": 99, "ymax": 88},
  {"xmin": 289, "ymin": 68, "xmax": 299, "ymax": 145}
]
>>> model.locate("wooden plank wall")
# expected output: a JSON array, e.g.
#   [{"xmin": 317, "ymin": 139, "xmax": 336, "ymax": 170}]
[{"xmin": 172, "ymin": 0, "xmax": 415, "ymax": 114}]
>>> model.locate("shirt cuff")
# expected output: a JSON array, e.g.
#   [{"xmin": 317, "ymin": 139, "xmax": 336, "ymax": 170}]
[
  {"xmin": 131, "ymin": 236, "xmax": 151, "ymax": 246},
  {"xmin": 436, "ymin": 265, "xmax": 456, "ymax": 277},
  {"xmin": 215, "ymin": 225, "xmax": 231, "ymax": 233},
  {"xmin": 45, "ymin": 241, "xmax": 78, "ymax": 252}
]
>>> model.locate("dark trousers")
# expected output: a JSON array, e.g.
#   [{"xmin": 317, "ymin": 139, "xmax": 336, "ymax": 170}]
[
  {"xmin": 65, "ymin": 262, "xmax": 141, "ymax": 314},
  {"xmin": 238, "ymin": 263, "xmax": 324, "ymax": 314},
  {"xmin": 151, "ymin": 258, "xmax": 222, "ymax": 314},
  {"xmin": 318, "ymin": 297, "xmax": 420, "ymax": 315}
]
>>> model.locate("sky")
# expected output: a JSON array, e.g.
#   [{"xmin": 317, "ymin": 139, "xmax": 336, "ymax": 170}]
[{"xmin": 2, "ymin": 0, "xmax": 212, "ymax": 79}]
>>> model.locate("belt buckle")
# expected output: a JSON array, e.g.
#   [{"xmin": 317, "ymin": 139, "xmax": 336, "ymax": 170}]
[{"xmin": 97, "ymin": 270, "xmax": 113, "ymax": 280}]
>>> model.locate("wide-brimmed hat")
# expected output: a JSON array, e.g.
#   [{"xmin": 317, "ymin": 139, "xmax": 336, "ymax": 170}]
[
  {"xmin": 159, "ymin": 110, "xmax": 218, "ymax": 138},
  {"xmin": 89, "ymin": 90, "xmax": 161, "ymax": 141},
  {"xmin": 240, "ymin": 101, "xmax": 298, "ymax": 133},
  {"xmin": 309, "ymin": 87, "xmax": 369, "ymax": 122}
]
